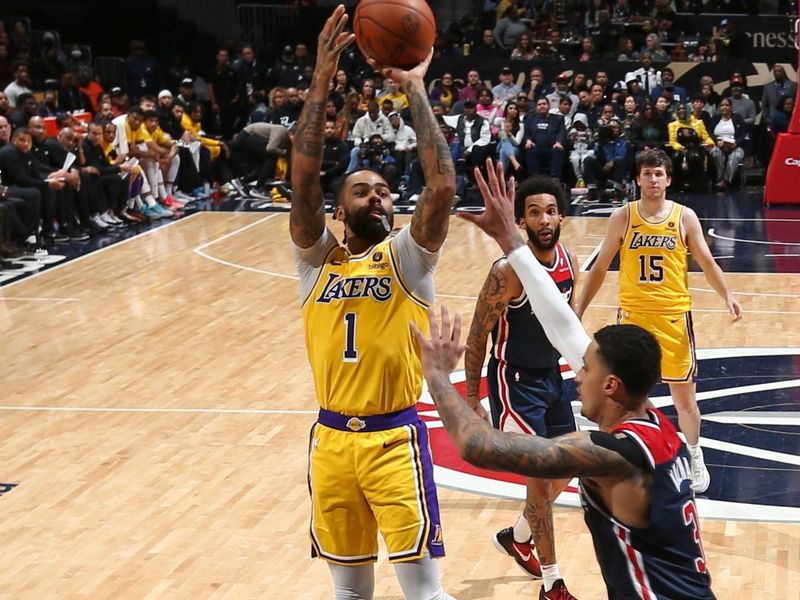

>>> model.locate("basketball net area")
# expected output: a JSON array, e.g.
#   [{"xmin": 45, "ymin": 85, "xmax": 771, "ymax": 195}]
[{"xmin": 763, "ymin": 12, "xmax": 800, "ymax": 203}]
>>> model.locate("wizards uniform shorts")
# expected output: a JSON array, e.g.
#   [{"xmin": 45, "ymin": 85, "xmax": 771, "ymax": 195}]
[
  {"xmin": 308, "ymin": 406, "xmax": 445, "ymax": 565},
  {"xmin": 618, "ymin": 309, "xmax": 697, "ymax": 383}
]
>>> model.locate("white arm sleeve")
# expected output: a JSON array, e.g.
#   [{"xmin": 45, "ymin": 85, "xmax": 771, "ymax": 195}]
[{"xmin": 506, "ymin": 245, "xmax": 591, "ymax": 371}]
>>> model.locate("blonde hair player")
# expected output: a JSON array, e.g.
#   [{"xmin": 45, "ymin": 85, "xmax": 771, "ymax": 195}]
[{"xmin": 575, "ymin": 148, "xmax": 743, "ymax": 493}]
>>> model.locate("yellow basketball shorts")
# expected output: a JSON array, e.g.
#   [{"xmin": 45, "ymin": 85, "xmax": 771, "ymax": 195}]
[
  {"xmin": 617, "ymin": 309, "xmax": 697, "ymax": 383},
  {"xmin": 307, "ymin": 412, "xmax": 444, "ymax": 565}
]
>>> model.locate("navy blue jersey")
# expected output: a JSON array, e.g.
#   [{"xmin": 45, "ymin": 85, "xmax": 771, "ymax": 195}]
[
  {"xmin": 580, "ymin": 408, "xmax": 715, "ymax": 600},
  {"xmin": 490, "ymin": 242, "xmax": 574, "ymax": 370}
]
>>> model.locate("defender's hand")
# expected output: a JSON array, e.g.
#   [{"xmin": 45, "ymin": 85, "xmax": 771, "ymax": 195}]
[{"xmin": 410, "ymin": 306, "xmax": 466, "ymax": 379}]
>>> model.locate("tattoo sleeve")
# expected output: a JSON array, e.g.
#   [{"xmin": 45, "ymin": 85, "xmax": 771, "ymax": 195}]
[
  {"xmin": 290, "ymin": 73, "xmax": 330, "ymax": 248},
  {"xmin": 405, "ymin": 79, "xmax": 456, "ymax": 251},
  {"xmin": 427, "ymin": 370, "xmax": 633, "ymax": 479},
  {"xmin": 465, "ymin": 265, "xmax": 510, "ymax": 403}
]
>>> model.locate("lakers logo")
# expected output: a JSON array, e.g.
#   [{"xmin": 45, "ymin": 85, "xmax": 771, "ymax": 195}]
[
  {"xmin": 346, "ymin": 417, "xmax": 367, "ymax": 432},
  {"xmin": 431, "ymin": 524, "xmax": 444, "ymax": 545}
]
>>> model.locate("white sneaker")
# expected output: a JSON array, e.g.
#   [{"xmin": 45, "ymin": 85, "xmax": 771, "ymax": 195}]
[
  {"xmin": 689, "ymin": 445, "xmax": 710, "ymax": 494},
  {"xmin": 91, "ymin": 215, "xmax": 110, "ymax": 230},
  {"xmin": 105, "ymin": 212, "xmax": 124, "ymax": 225}
]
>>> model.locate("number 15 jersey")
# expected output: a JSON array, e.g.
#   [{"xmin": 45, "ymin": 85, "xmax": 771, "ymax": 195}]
[
  {"xmin": 619, "ymin": 200, "xmax": 691, "ymax": 314},
  {"xmin": 293, "ymin": 225, "xmax": 439, "ymax": 416}
]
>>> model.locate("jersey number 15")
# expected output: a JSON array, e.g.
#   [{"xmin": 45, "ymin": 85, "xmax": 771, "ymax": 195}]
[{"xmin": 638, "ymin": 254, "xmax": 664, "ymax": 283}]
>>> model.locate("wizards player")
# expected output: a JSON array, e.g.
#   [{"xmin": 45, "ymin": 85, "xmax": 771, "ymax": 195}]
[{"xmin": 465, "ymin": 175, "xmax": 578, "ymax": 599}]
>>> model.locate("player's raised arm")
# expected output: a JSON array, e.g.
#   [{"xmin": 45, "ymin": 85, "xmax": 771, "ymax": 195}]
[
  {"xmin": 369, "ymin": 51, "xmax": 456, "ymax": 251},
  {"xmin": 574, "ymin": 207, "xmax": 627, "ymax": 319},
  {"xmin": 681, "ymin": 206, "xmax": 743, "ymax": 321},
  {"xmin": 290, "ymin": 5, "xmax": 354, "ymax": 248},
  {"xmin": 412, "ymin": 306, "xmax": 632, "ymax": 480}
]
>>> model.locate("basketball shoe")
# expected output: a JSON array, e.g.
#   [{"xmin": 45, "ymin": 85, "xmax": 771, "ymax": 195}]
[
  {"xmin": 690, "ymin": 445, "xmax": 710, "ymax": 494},
  {"xmin": 492, "ymin": 527, "xmax": 542, "ymax": 578},
  {"xmin": 539, "ymin": 579, "xmax": 577, "ymax": 599}
]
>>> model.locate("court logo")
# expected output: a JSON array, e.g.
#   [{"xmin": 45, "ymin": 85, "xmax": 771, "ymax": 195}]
[
  {"xmin": 418, "ymin": 348, "xmax": 800, "ymax": 522},
  {"xmin": 0, "ymin": 483, "xmax": 18, "ymax": 498}
]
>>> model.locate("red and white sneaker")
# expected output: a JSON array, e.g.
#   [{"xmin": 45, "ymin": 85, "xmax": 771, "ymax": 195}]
[
  {"xmin": 493, "ymin": 526, "xmax": 542, "ymax": 578},
  {"xmin": 161, "ymin": 195, "xmax": 185, "ymax": 209},
  {"xmin": 539, "ymin": 579, "xmax": 577, "ymax": 599}
]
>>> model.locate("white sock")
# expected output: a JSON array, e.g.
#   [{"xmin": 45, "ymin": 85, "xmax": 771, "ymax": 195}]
[
  {"xmin": 542, "ymin": 563, "xmax": 561, "ymax": 591},
  {"xmin": 687, "ymin": 442, "xmax": 699, "ymax": 454},
  {"xmin": 512, "ymin": 514, "xmax": 531, "ymax": 543},
  {"xmin": 143, "ymin": 194, "xmax": 157, "ymax": 208}
]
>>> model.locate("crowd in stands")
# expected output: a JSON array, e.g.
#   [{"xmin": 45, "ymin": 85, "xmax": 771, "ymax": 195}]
[{"xmin": 0, "ymin": 1, "xmax": 797, "ymax": 263}]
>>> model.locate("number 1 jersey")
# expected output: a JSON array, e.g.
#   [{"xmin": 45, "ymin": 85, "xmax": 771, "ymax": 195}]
[
  {"xmin": 293, "ymin": 225, "xmax": 438, "ymax": 416},
  {"xmin": 619, "ymin": 200, "xmax": 691, "ymax": 314}
]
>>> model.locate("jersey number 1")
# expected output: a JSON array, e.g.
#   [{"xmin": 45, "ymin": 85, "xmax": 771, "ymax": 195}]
[
  {"xmin": 638, "ymin": 254, "xmax": 664, "ymax": 282},
  {"xmin": 343, "ymin": 313, "xmax": 358, "ymax": 362}
]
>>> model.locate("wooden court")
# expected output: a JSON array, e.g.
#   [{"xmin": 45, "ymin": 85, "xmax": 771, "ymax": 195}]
[{"xmin": 1, "ymin": 210, "xmax": 799, "ymax": 599}]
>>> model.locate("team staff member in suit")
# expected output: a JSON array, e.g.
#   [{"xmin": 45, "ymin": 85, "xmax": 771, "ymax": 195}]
[
  {"xmin": 0, "ymin": 127, "xmax": 63, "ymax": 240},
  {"xmin": 464, "ymin": 175, "xmax": 578, "ymax": 599},
  {"xmin": 417, "ymin": 158, "xmax": 716, "ymax": 600},
  {"xmin": 290, "ymin": 6, "xmax": 456, "ymax": 599},
  {"xmin": 522, "ymin": 98, "xmax": 567, "ymax": 178},
  {"xmin": 576, "ymin": 149, "xmax": 742, "ymax": 494}
]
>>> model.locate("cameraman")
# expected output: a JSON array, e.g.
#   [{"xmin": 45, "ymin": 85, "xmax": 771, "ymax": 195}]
[
  {"xmin": 354, "ymin": 134, "xmax": 399, "ymax": 190},
  {"xmin": 583, "ymin": 120, "xmax": 631, "ymax": 201},
  {"xmin": 346, "ymin": 100, "xmax": 394, "ymax": 171}
]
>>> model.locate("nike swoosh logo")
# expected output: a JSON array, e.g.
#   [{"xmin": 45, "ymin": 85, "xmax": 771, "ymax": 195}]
[
  {"xmin": 513, "ymin": 544, "xmax": 532, "ymax": 561},
  {"xmin": 383, "ymin": 440, "xmax": 404, "ymax": 449},
  {"xmin": 631, "ymin": 224, "xmax": 644, "ymax": 228}
]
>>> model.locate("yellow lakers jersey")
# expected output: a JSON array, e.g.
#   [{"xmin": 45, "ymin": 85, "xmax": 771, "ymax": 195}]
[
  {"xmin": 301, "ymin": 231, "xmax": 431, "ymax": 416},
  {"xmin": 619, "ymin": 200, "xmax": 691, "ymax": 314}
]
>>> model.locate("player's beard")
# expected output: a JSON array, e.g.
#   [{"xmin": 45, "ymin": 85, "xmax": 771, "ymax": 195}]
[
  {"xmin": 526, "ymin": 222, "xmax": 561, "ymax": 251},
  {"xmin": 345, "ymin": 204, "xmax": 394, "ymax": 244}
]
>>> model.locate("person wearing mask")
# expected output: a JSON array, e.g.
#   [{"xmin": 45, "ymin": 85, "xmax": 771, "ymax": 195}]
[
  {"xmin": 319, "ymin": 119, "xmax": 349, "ymax": 196},
  {"xmin": 388, "ymin": 111, "xmax": 417, "ymax": 176}
]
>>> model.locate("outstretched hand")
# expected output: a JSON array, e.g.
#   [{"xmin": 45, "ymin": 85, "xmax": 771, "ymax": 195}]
[
  {"xmin": 410, "ymin": 306, "xmax": 466, "ymax": 379},
  {"xmin": 367, "ymin": 48, "xmax": 434, "ymax": 90},
  {"xmin": 458, "ymin": 158, "xmax": 526, "ymax": 255},
  {"xmin": 316, "ymin": 5, "xmax": 356, "ymax": 70}
]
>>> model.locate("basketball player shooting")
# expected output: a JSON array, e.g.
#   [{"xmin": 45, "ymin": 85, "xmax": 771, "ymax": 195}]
[{"xmin": 290, "ymin": 6, "xmax": 456, "ymax": 599}]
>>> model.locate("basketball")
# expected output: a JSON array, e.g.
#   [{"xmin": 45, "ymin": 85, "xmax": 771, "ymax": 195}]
[{"xmin": 353, "ymin": 0, "xmax": 436, "ymax": 69}]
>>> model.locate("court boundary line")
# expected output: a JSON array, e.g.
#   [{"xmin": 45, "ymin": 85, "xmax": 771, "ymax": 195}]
[
  {"xmin": 192, "ymin": 213, "xmax": 299, "ymax": 280},
  {"xmin": 0, "ymin": 212, "xmax": 202, "ymax": 291}
]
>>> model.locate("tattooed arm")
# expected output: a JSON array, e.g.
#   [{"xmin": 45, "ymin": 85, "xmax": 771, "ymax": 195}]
[
  {"xmin": 290, "ymin": 6, "xmax": 354, "ymax": 248},
  {"xmin": 428, "ymin": 370, "xmax": 633, "ymax": 478},
  {"xmin": 370, "ymin": 52, "xmax": 456, "ymax": 252},
  {"xmin": 464, "ymin": 260, "xmax": 521, "ymax": 419},
  {"xmin": 413, "ymin": 306, "xmax": 634, "ymax": 480}
]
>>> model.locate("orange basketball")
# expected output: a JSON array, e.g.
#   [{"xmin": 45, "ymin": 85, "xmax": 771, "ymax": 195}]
[{"xmin": 353, "ymin": 0, "xmax": 436, "ymax": 69}]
